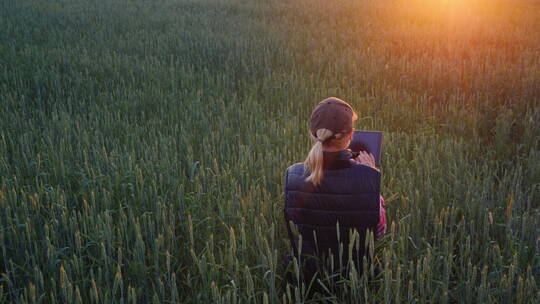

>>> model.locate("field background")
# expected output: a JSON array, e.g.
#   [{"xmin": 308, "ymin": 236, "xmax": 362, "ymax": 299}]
[{"xmin": 1, "ymin": 0, "xmax": 539, "ymax": 303}]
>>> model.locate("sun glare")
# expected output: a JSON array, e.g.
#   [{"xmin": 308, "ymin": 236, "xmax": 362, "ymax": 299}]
[{"xmin": 388, "ymin": 0, "xmax": 532, "ymax": 33}]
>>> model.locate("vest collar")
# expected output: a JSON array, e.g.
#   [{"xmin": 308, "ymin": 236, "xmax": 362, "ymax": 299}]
[{"xmin": 323, "ymin": 149, "xmax": 354, "ymax": 170}]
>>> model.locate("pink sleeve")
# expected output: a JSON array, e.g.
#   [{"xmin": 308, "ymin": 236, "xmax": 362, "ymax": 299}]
[{"xmin": 377, "ymin": 195, "xmax": 387, "ymax": 238}]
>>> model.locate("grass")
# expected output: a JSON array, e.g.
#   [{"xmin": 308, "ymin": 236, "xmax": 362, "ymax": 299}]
[{"xmin": 0, "ymin": 0, "xmax": 539, "ymax": 302}]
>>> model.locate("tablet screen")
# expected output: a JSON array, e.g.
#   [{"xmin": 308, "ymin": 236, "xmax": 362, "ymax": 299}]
[{"xmin": 348, "ymin": 131, "xmax": 383, "ymax": 167}]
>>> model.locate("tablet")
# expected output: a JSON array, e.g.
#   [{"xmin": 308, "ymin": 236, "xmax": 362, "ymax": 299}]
[{"xmin": 348, "ymin": 131, "xmax": 383, "ymax": 167}]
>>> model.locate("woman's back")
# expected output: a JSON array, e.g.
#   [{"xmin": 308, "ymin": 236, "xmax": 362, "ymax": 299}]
[{"xmin": 284, "ymin": 150, "xmax": 381, "ymax": 284}]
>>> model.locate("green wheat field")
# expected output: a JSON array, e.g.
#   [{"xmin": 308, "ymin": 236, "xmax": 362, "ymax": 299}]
[{"xmin": 1, "ymin": 0, "xmax": 539, "ymax": 303}]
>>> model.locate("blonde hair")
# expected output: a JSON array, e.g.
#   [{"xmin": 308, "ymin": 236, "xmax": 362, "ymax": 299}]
[{"xmin": 304, "ymin": 128, "xmax": 350, "ymax": 186}]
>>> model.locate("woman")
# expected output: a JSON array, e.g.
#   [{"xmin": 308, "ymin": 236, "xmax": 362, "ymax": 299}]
[{"xmin": 284, "ymin": 97, "xmax": 386, "ymax": 291}]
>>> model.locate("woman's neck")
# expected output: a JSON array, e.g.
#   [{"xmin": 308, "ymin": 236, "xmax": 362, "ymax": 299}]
[{"xmin": 322, "ymin": 146, "xmax": 347, "ymax": 152}]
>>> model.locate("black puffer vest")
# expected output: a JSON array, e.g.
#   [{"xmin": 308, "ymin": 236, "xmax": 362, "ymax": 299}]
[{"xmin": 284, "ymin": 150, "xmax": 381, "ymax": 281}]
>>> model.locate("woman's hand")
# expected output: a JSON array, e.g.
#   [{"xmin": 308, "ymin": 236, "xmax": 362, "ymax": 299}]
[{"xmin": 355, "ymin": 151, "xmax": 376, "ymax": 168}]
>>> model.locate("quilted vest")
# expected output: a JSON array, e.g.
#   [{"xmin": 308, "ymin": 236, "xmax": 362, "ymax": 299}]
[{"xmin": 284, "ymin": 149, "xmax": 381, "ymax": 281}]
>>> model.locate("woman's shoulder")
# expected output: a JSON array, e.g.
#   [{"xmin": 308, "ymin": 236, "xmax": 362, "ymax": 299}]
[
  {"xmin": 348, "ymin": 162, "xmax": 381, "ymax": 179},
  {"xmin": 349, "ymin": 161, "xmax": 380, "ymax": 173},
  {"xmin": 285, "ymin": 161, "xmax": 379, "ymax": 176},
  {"xmin": 285, "ymin": 162, "xmax": 306, "ymax": 176},
  {"xmin": 284, "ymin": 163, "xmax": 312, "ymax": 193}
]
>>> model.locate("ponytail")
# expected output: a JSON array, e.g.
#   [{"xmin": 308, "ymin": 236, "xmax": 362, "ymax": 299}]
[{"xmin": 304, "ymin": 128, "xmax": 335, "ymax": 186}]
